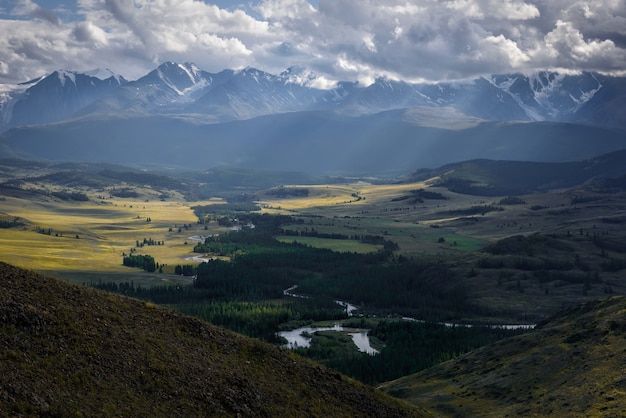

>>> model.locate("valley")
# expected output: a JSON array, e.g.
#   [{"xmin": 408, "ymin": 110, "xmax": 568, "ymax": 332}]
[
  {"xmin": 3, "ymin": 2, "xmax": 626, "ymax": 415},
  {"xmin": 1, "ymin": 155, "xmax": 626, "ymax": 399}
]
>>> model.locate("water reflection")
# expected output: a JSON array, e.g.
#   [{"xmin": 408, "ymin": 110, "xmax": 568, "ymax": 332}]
[{"xmin": 278, "ymin": 324, "xmax": 379, "ymax": 355}]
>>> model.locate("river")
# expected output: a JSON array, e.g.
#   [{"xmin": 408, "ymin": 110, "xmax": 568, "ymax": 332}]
[
  {"xmin": 279, "ymin": 285, "xmax": 533, "ymax": 355},
  {"xmin": 278, "ymin": 324, "xmax": 379, "ymax": 355}
]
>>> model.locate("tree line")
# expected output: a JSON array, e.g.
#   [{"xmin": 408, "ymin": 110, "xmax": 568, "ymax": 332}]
[
  {"xmin": 298, "ymin": 319, "xmax": 526, "ymax": 385},
  {"xmin": 122, "ymin": 254, "xmax": 156, "ymax": 272},
  {"xmin": 94, "ymin": 211, "xmax": 523, "ymax": 387}
]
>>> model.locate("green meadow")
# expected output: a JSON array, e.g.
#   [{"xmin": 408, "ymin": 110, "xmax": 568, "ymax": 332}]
[
  {"xmin": 2, "ymin": 164, "xmax": 625, "ymax": 326},
  {"xmin": 0, "ymin": 178, "xmax": 484, "ymax": 275}
]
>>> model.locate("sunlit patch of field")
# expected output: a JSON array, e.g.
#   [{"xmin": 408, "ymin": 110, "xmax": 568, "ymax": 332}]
[
  {"xmin": 258, "ymin": 184, "xmax": 362, "ymax": 211},
  {"xmin": 0, "ymin": 195, "xmax": 218, "ymax": 272},
  {"xmin": 260, "ymin": 180, "xmax": 487, "ymax": 255},
  {"xmin": 354, "ymin": 181, "xmax": 432, "ymax": 201},
  {"xmin": 258, "ymin": 181, "xmax": 431, "ymax": 212}
]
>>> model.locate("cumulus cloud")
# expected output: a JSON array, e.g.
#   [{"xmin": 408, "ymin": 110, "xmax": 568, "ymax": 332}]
[
  {"xmin": 445, "ymin": 0, "xmax": 540, "ymax": 20},
  {"xmin": 541, "ymin": 19, "xmax": 625, "ymax": 70},
  {"xmin": 72, "ymin": 21, "xmax": 108, "ymax": 46},
  {"xmin": 11, "ymin": 0, "xmax": 61, "ymax": 25},
  {"xmin": 0, "ymin": 0, "xmax": 625, "ymax": 85}
]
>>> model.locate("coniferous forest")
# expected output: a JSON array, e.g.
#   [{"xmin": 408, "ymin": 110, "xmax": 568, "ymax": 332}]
[{"xmin": 93, "ymin": 212, "xmax": 526, "ymax": 384}]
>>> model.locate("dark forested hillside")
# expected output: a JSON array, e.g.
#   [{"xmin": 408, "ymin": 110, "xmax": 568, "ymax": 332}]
[{"xmin": 407, "ymin": 149, "xmax": 626, "ymax": 195}]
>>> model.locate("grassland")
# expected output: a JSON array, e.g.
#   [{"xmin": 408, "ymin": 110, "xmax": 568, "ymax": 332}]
[
  {"xmin": 0, "ymin": 178, "xmax": 476, "ymax": 275},
  {"xmin": 2, "ymin": 161, "xmax": 626, "ymax": 324},
  {"xmin": 258, "ymin": 181, "xmax": 488, "ymax": 255},
  {"xmin": 257, "ymin": 180, "xmax": 626, "ymax": 322},
  {"xmin": 0, "ymin": 158, "xmax": 626, "ymax": 416},
  {"xmin": 2, "ymin": 160, "xmax": 626, "ymax": 416},
  {"xmin": 0, "ymin": 191, "xmax": 225, "ymax": 276}
]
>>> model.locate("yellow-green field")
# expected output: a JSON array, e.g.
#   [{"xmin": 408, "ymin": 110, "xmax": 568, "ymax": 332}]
[
  {"xmin": 257, "ymin": 181, "xmax": 431, "ymax": 213},
  {"xmin": 259, "ymin": 181, "xmax": 489, "ymax": 255},
  {"xmin": 0, "ymin": 174, "xmax": 605, "ymax": 280},
  {"xmin": 0, "ymin": 194, "xmax": 225, "ymax": 273},
  {"xmin": 0, "ymin": 178, "xmax": 482, "ymax": 276}
]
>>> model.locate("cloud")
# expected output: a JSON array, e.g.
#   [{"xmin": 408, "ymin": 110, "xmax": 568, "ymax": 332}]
[
  {"xmin": 72, "ymin": 21, "xmax": 108, "ymax": 46},
  {"xmin": 0, "ymin": 0, "xmax": 625, "ymax": 85},
  {"xmin": 445, "ymin": 0, "xmax": 540, "ymax": 20},
  {"xmin": 92, "ymin": 0, "xmax": 261, "ymax": 68},
  {"xmin": 540, "ymin": 19, "xmax": 625, "ymax": 71},
  {"xmin": 11, "ymin": 0, "xmax": 60, "ymax": 25}
]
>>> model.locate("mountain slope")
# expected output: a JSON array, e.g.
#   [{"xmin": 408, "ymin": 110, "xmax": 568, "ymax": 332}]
[
  {"xmin": 406, "ymin": 149, "xmax": 626, "ymax": 195},
  {"xmin": 0, "ymin": 262, "xmax": 424, "ymax": 417},
  {"xmin": 379, "ymin": 296, "xmax": 626, "ymax": 417},
  {"xmin": 1, "ymin": 111, "xmax": 625, "ymax": 174},
  {"xmin": 487, "ymin": 72, "xmax": 604, "ymax": 121},
  {"xmin": 0, "ymin": 70, "xmax": 126, "ymax": 130},
  {"xmin": 77, "ymin": 62, "xmax": 219, "ymax": 116},
  {"xmin": 190, "ymin": 67, "xmax": 328, "ymax": 120},
  {"xmin": 2, "ymin": 63, "xmax": 626, "ymax": 132}
]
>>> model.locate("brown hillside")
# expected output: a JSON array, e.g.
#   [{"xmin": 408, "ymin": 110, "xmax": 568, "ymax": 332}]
[
  {"xmin": 0, "ymin": 262, "xmax": 426, "ymax": 417},
  {"xmin": 379, "ymin": 296, "xmax": 626, "ymax": 417}
]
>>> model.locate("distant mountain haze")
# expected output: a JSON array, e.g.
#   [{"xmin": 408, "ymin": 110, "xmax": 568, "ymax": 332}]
[
  {"xmin": 0, "ymin": 62, "xmax": 624, "ymax": 174},
  {"xmin": 2, "ymin": 62, "xmax": 623, "ymax": 129}
]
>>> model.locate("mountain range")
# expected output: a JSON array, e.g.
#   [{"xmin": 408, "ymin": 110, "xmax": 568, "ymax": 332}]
[
  {"xmin": 1, "ymin": 62, "xmax": 625, "ymax": 174},
  {"xmin": 3, "ymin": 62, "xmax": 625, "ymax": 129}
]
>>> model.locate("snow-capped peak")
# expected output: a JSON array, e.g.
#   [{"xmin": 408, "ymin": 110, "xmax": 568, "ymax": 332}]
[
  {"xmin": 236, "ymin": 67, "xmax": 275, "ymax": 84},
  {"xmin": 569, "ymin": 73, "xmax": 603, "ymax": 112},
  {"xmin": 56, "ymin": 70, "xmax": 76, "ymax": 87},
  {"xmin": 529, "ymin": 72, "xmax": 566, "ymax": 114},
  {"xmin": 177, "ymin": 62, "xmax": 202, "ymax": 83},
  {"xmin": 486, "ymin": 74, "xmax": 545, "ymax": 121},
  {"xmin": 149, "ymin": 62, "xmax": 211, "ymax": 99},
  {"xmin": 84, "ymin": 68, "xmax": 122, "ymax": 83},
  {"xmin": 280, "ymin": 66, "xmax": 317, "ymax": 85}
]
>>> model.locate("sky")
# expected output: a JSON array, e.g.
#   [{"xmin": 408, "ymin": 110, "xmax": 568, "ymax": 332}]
[{"xmin": 0, "ymin": 0, "xmax": 625, "ymax": 86}]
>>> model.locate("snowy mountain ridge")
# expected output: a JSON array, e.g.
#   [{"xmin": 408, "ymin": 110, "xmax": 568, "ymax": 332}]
[
  {"xmin": 487, "ymin": 72, "xmax": 604, "ymax": 121},
  {"xmin": 0, "ymin": 62, "xmax": 624, "ymax": 133}
]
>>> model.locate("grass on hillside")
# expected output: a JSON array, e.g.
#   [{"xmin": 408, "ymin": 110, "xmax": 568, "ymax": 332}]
[
  {"xmin": 379, "ymin": 296, "xmax": 626, "ymax": 417},
  {"xmin": 258, "ymin": 181, "xmax": 430, "ymax": 212},
  {"xmin": 0, "ymin": 262, "xmax": 426, "ymax": 417}
]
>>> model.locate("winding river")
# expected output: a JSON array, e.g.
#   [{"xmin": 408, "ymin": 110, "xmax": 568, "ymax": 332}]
[
  {"xmin": 279, "ymin": 285, "xmax": 533, "ymax": 355},
  {"xmin": 278, "ymin": 324, "xmax": 379, "ymax": 355}
]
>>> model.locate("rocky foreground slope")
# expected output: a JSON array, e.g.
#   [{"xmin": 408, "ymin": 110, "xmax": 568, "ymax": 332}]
[
  {"xmin": 379, "ymin": 296, "xmax": 626, "ymax": 417},
  {"xmin": 0, "ymin": 262, "xmax": 425, "ymax": 417}
]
